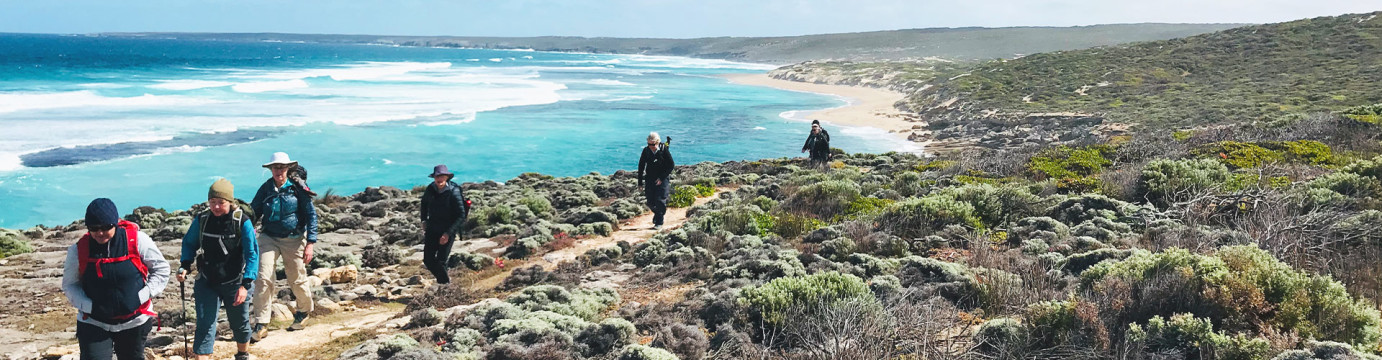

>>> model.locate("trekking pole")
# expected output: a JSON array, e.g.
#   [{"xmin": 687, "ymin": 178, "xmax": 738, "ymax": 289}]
[{"xmin": 180, "ymin": 274, "xmax": 189, "ymax": 357}]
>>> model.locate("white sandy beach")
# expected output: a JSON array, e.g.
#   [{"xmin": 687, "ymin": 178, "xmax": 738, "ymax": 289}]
[{"xmin": 722, "ymin": 73, "xmax": 922, "ymax": 144}]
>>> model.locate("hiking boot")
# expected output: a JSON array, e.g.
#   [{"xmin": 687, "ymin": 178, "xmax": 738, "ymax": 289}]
[
  {"xmin": 235, "ymin": 352, "xmax": 251, "ymax": 360},
  {"xmin": 287, "ymin": 311, "xmax": 309, "ymax": 331},
  {"xmin": 653, "ymin": 224, "xmax": 662, "ymax": 230},
  {"xmin": 251, "ymin": 323, "xmax": 267, "ymax": 342}
]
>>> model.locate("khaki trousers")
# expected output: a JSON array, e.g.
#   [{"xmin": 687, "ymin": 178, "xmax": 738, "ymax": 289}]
[{"xmin": 251, "ymin": 234, "xmax": 313, "ymax": 324}]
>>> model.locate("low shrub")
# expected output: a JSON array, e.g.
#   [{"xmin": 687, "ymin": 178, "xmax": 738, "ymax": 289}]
[
  {"xmin": 667, "ymin": 185, "xmax": 699, "ymax": 208},
  {"xmin": 737, "ymin": 271, "xmax": 874, "ymax": 330}
]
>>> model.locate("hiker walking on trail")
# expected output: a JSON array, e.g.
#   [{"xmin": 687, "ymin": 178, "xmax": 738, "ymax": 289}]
[
  {"xmin": 802, "ymin": 120, "xmax": 832, "ymax": 167},
  {"xmin": 638, "ymin": 132, "xmax": 675, "ymax": 230},
  {"xmin": 62, "ymin": 198, "xmax": 171, "ymax": 360},
  {"xmin": 249, "ymin": 152, "xmax": 318, "ymax": 339},
  {"xmin": 420, "ymin": 164, "xmax": 471, "ymax": 285},
  {"xmin": 178, "ymin": 179, "xmax": 259, "ymax": 360}
]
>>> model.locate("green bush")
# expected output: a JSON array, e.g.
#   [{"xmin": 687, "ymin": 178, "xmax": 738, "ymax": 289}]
[
  {"xmin": 1306, "ymin": 172, "xmax": 1382, "ymax": 199},
  {"xmin": 3, "ymin": 232, "xmax": 37, "ymax": 258},
  {"xmin": 376, "ymin": 333, "xmax": 420, "ymax": 359},
  {"xmin": 878, "ymin": 194, "xmax": 984, "ymax": 238},
  {"xmin": 975, "ymin": 318, "xmax": 1029, "ymax": 355},
  {"xmin": 1137, "ymin": 158, "xmax": 1231, "ymax": 207},
  {"xmin": 1080, "ymin": 246, "xmax": 1382, "ymax": 349},
  {"xmin": 1028, "ymin": 145, "xmax": 1112, "ymax": 179},
  {"xmin": 449, "ymin": 251, "xmax": 494, "ymax": 271},
  {"xmin": 1193, "ymin": 141, "xmax": 1283, "ymax": 169},
  {"xmin": 692, "ymin": 204, "xmax": 765, "ymax": 236},
  {"xmin": 506, "ymin": 285, "xmax": 620, "ymax": 321},
  {"xmin": 475, "ymin": 205, "xmax": 517, "ymax": 227},
  {"xmin": 575, "ymin": 222, "xmax": 614, "ymax": 237},
  {"xmin": 840, "ymin": 197, "xmax": 894, "ymax": 221},
  {"xmin": 738, "ymin": 271, "xmax": 874, "ymax": 327},
  {"xmin": 935, "ymin": 183, "xmax": 1043, "ymax": 228},
  {"xmin": 1126, "ymin": 314, "xmax": 1271, "ymax": 360},
  {"xmin": 713, "ymin": 235, "xmax": 806, "ymax": 282},
  {"xmin": 1276, "ymin": 140, "xmax": 1339, "ymax": 166},
  {"xmin": 783, "ymin": 180, "xmax": 862, "ymax": 220},
  {"xmin": 1344, "ymin": 155, "xmax": 1382, "ymax": 179},
  {"xmin": 667, "ymin": 185, "xmax": 699, "ymax": 208},
  {"xmin": 518, "ymin": 193, "xmax": 554, "ymax": 218},
  {"xmin": 615, "ymin": 345, "xmax": 679, "ymax": 360},
  {"xmin": 896, "ymin": 256, "xmax": 1020, "ymax": 310}
]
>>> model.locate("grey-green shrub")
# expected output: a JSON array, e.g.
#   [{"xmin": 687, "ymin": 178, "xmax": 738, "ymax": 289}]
[
  {"xmin": 1137, "ymin": 158, "xmax": 1231, "ymax": 207},
  {"xmin": 615, "ymin": 344, "xmax": 679, "ymax": 360}
]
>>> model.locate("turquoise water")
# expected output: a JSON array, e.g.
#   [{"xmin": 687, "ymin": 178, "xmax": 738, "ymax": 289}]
[{"xmin": 0, "ymin": 34, "xmax": 910, "ymax": 228}]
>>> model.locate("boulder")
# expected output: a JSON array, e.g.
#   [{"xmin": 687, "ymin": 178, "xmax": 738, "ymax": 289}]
[
  {"xmin": 41, "ymin": 346, "xmax": 73, "ymax": 360},
  {"xmin": 351, "ymin": 285, "xmax": 378, "ymax": 298},
  {"xmin": 316, "ymin": 298, "xmax": 342, "ymax": 313},
  {"xmin": 270, "ymin": 303, "xmax": 293, "ymax": 322},
  {"xmin": 329, "ymin": 265, "xmax": 358, "ymax": 284}
]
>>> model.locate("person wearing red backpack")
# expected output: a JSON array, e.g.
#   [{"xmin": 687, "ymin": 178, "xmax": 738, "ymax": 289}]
[
  {"xmin": 61, "ymin": 198, "xmax": 171, "ymax": 360},
  {"xmin": 177, "ymin": 179, "xmax": 259, "ymax": 360}
]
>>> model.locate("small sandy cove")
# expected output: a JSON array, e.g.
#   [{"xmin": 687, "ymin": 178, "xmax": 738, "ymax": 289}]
[{"xmin": 722, "ymin": 73, "xmax": 922, "ymax": 143}]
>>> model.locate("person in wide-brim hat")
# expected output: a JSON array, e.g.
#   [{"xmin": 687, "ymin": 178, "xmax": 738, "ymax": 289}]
[
  {"xmin": 249, "ymin": 151, "xmax": 318, "ymax": 339},
  {"xmin": 419, "ymin": 164, "xmax": 469, "ymax": 284},
  {"xmin": 261, "ymin": 152, "xmax": 297, "ymax": 168}
]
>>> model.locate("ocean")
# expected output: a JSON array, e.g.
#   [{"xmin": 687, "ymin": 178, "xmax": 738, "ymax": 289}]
[{"xmin": 0, "ymin": 33, "xmax": 911, "ymax": 228}]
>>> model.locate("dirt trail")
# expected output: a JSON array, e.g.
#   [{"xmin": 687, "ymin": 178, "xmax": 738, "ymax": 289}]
[
  {"xmin": 242, "ymin": 305, "xmax": 397, "ymax": 359},
  {"xmin": 470, "ymin": 188, "xmax": 730, "ymax": 291}
]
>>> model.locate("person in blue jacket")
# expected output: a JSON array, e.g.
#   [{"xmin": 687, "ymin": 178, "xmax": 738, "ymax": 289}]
[
  {"xmin": 249, "ymin": 152, "xmax": 318, "ymax": 338},
  {"xmin": 177, "ymin": 179, "xmax": 259, "ymax": 360}
]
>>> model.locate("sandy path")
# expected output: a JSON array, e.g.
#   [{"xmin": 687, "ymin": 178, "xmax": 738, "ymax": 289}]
[
  {"xmin": 246, "ymin": 306, "xmax": 397, "ymax": 359},
  {"xmin": 470, "ymin": 188, "xmax": 730, "ymax": 290}
]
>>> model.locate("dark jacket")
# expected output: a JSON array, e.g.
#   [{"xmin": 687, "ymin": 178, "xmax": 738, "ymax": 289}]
[
  {"xmin": 421, "ymin": 180, "xmax": 469, "ymax": 236},
  {"xmin": 637, "ymin": 145, "xmax": 675, "ymax": 186},
  {"xmin": 180, "ymin": 211, "xmax": 259, "ymax": 288},
  {"xmin": 251, "ymin": 179, "xmax": 319, "ymax": 243},
  {"xmin": 803, "ymin": 129, "xmax": 831, "ymax": 155}
]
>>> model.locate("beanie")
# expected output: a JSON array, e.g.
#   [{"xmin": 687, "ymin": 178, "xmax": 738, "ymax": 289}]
[
  {"xmin": 209, "ymin": 178, "xmax": 235, "ymax": 202},
  {"xmin": 85, "ymin": 198, "xmax": 119, "ymax": 227}
]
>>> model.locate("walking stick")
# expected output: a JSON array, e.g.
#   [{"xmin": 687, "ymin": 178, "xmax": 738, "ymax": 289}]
[{"xmin": 180, "ymin": 276, "xmax": 189, "ymax": 357}]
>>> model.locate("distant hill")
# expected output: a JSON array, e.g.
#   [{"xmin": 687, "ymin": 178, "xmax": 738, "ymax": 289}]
[
  {"xmin": 99, "ymin": 23, "xmax": 1242, "ymax": 64},
  {"xmin": 880, "ymin": 12, "xmax": 1382, "ymax": 128}
]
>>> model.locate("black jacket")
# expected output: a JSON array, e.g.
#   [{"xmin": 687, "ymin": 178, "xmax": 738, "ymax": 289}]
[
  {"xmin": 421, "ymin": 180, "xmax": 469, "ymax": 236},
  {"xmin": 803, "ymin": 129, "xmax": 831, "ymax": 154},
  {"xmin": 637, "ymin": 145, "xmax": 675, "ymax": 186}
]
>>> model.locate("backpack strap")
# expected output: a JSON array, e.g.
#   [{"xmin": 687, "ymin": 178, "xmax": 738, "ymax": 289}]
[{"xmin": 76, "ymin": 221, "xmax": 145, "ymax": 278}]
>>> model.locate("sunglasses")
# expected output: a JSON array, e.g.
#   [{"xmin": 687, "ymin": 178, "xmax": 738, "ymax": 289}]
[
  {"xmin": 89, "ymin": 224, "xmax": 115, "ymax": 232},
  {"xmin": 270, "ymin": 164, "xmax": 291, "ymax": 170}
]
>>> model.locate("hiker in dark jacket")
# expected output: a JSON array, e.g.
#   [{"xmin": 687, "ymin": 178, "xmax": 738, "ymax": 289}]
[
  {"xmin": 249, "ymin": 152, "xmax": 318, "ymax": 338},
  {"xmin": 178, "ymin": 179, "xmax": 259, "ymax": 360},
  {"xmin": 420, "ymin": 165, "xmax": 470, "ymax": 284},
  {"xmin": 638, "ymin": 132, "xmax": 675, "ymax": 230},
  {"xmin": 802, "ymin": 120, "xmax": 832, "ymax": 167},
  {"xmin": 62, "ymin": 198, "xmax": 171, "ymax": 360}
]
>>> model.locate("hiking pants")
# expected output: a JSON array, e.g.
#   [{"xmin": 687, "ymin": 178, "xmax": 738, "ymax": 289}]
[
  {"xmin": 76, "ymin": 319, "xmax": 152, "ymax": 360},
  {"xmin": 193, "ymin": 277, "xmax": 252, "ymax": 355},
  {"xmin": 645, "ymin": 177, "xmax": 671, "ymax": 226},
  {"xmin": 422, "ymin": 224, "xmax": 456, "ymax": 284},
  {"xmin": 251, "ymin": 234, "xmax": 313, "ymax": 324}
]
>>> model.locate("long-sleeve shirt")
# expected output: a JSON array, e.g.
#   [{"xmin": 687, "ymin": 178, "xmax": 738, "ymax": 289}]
[
  {"xmin": 61, "ymin": 231, "xmax": 170, "ymax": 332},
  {"xmin": 180, "ymin": 215, "xmax": 259, "ymax": 286},
  {"xmin": 420, "ymin": 180, "xmax": 469, "ymax": 237}
]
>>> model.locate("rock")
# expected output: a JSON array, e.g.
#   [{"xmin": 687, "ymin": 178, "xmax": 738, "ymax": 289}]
[
  {"xmin": 147, "ymin": 334, "xmax": 175, "ymax": 348},
  {"xmin": 270, "ymin": 303, "xmax": 293, "ymax": 322},
  {"xmin": 312, "ymin": 267, "xmax": 333, "ymax": 279},
  {"xmin": 41, "ymin": 346, "xmax": 73, "ymax": 359},
  {"xmin": 405, "ymin": 275, "xmax": 424, "ymax": 286},
  {"xmin": 351, "ymin": 285, "xmax": 378, "ymax": 298},
  {"xmin": 307, "ymin": 275, "xmax": 324, "ymax": 288},
  {"xmin": 361, "ymin": 203, "xmax": 388, "ymax": 218},
  {"xmin": 316, "ymin": 298, "xmax": 342, "ymax": 313},
  {"xmin": 329, "ymin": 265, "xmax": 358, "ymax": 284}
]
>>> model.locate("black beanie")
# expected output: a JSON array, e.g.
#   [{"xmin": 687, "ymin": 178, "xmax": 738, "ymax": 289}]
[
  {"xmin": 85, "ymin": 198, "xmax": 119, "ymax": 227},
  {"xmin": 811, "ymin": 120, "xmax": 821, "ymax": 125}
]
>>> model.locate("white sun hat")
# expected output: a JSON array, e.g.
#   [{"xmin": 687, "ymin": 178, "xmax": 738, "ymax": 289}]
[{"xmin": 262, "ymin": 152, "xmax": 298, "ymax": 168}]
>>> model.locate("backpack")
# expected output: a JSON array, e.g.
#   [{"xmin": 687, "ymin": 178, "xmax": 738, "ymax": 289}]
[
  {"xmin": 194, "ymin": 208, "xmax": 249, "ymax": 286},
  {"xmin": 76, "ymin": 220, "xmax": 156, "ymax": 321},
  {"xmin": 288, "ymin": 164, "xmax": 317, "ymax": 197}
]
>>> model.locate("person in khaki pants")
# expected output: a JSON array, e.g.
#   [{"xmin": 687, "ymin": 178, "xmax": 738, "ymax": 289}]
[{"xmin": 248, "ymin": 152, "xmax": 318, "ymax": 340}]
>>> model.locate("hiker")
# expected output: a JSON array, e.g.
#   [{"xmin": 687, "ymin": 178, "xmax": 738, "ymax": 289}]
[
  {"xmin": 637, "ymin": 131, "xmax": 675, "ymax": 230},
  {"xmin": 178, "ymin": 179, "xmax": 258, "ymax": 360},
  {"xmin": 249, "ymin": 151, "xmax": 318, "ymax": 339},
  {"xmin": 419, "ymin": 164, "xmax": 470, "ymax": 284},
  {"xmin": 62, "ymin": 198, "xmax": 171, "ymax": 360},
  {"xmin": 802, "ymin": 120, "xmax": 832, "ymax": 167}
]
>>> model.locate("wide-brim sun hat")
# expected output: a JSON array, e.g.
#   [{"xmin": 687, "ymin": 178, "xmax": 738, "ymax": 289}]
[
  {"xmin": 429, "ymin": 164, "xmax": 453, "ymax": 178},
  {"xmin": 262, "ymin": 152, "xmax": 298, "ymax": 168}
]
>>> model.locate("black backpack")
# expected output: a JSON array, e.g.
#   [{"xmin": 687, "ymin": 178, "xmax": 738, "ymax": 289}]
[
  {"xmin": 194, "ymin": 208, "xmax": 249, "ymax": 286},
  {"xmin": 288, "ymin": 164, "xmax": 317, "ymax": 197}
]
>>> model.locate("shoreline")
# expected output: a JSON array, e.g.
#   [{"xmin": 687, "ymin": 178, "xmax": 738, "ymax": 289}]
[{"xmin": 721, "ymin": 73, "xmax": 928, "ymax": 152}]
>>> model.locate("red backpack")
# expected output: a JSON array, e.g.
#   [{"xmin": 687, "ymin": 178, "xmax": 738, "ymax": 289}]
[{"xmin": 77, "ymin": 220, "xmax": 156, "ymax": 321}]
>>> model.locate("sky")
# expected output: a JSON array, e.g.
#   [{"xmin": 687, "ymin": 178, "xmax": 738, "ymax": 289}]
[{"xmin": 0, "ymin": 0, "xmax": 1378, "ymax": 38}]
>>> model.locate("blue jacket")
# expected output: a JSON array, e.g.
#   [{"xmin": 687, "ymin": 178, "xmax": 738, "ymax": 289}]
[
  {"xmin": 251, "ymin": 179, "xmax": 319, "ymax": 243},
  {"xmin": 180, "ymin": 213, "xmax": 259, "ymax": 286}
]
